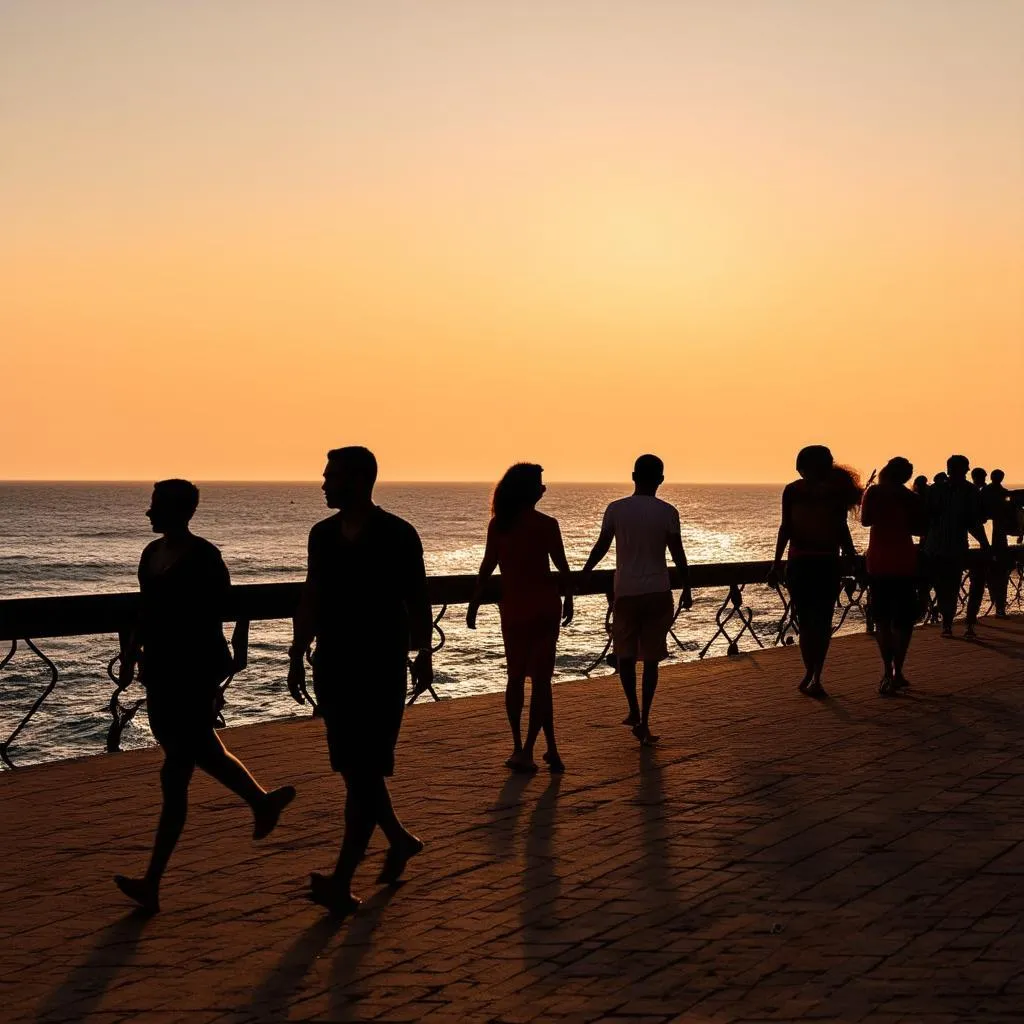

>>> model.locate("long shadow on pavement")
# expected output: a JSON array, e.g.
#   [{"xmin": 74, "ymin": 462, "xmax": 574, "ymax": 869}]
[{"xmin": 34, "ymin": 910, "xmax": 149, "ymax": 1023}]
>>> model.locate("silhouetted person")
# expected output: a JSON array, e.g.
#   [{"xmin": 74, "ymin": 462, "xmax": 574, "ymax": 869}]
[
  {"xmin": 769, "ymin": 446, "xmax": 862, "ymax": 698},
  {"xmin": 913, "ymin": 476, "xmax": 930, "ymax": 497},
  {"xmin": 467, "ymin": 464, "xmax": 573, "ymax": 773},
  {"xmin": 983, "ymin": 469, "xmax": 1013, "ymax": 616},
  {"xmin": 972, "ymin": 467, "xmax": 988, "ymax": 490},
  {"xmin": 921, "ymin": 455, "xmax": 991, "ymax": 638},
  {"xmin": 115, "ymin": 480, "xmax": 295, "ymax": 914},
  {"xmin": 581, "ymin": 455, "xmax": 692, "ymax": 746},
  {"xmin": 933, "ymin": 472, "xmax": 948, "ymax": 486},
  {"xmin": 861, "ymin": 458, "xmax": 925, "ymax": 695},
  {"xmin": 289, "ymin": 447, "xmax": 432, "ymax": 917}
]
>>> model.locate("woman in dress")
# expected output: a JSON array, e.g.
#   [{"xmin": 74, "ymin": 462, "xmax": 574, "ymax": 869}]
[
  {"xmin": 769, "ymin": 447, "xmax": 863, "ymax": 697},
  {"xmin": 467, "ymin": 464, "xmax": 573, "ymax": 772},
  {"xmin": 115, "ymin": 479, "xmax": 295, "ymax": 913}
]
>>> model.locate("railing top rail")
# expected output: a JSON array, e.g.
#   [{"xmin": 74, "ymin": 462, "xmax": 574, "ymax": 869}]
[{"xmin": 0, "ymin": 549, "xmax": 1018, "ymax": 641}]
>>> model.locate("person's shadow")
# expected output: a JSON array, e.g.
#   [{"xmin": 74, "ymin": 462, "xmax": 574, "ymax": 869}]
[
  {"xmin": 34, "ymin": 911, "xmax": 149, "ymax": 1023},
  {"xmin": 486, "ymin": 771, "xmax": 533, "ymax": 861},
  {"xmin": 325, "ymin": 886, "xmax": 401, "ymax": 1021},
  {"xmin": 243, "ymin": 912, "xmax": 345, "ymax": 1023},
  {"xmin": 521, "ymin": 773, "xmax": 563, "ymax": 958}
]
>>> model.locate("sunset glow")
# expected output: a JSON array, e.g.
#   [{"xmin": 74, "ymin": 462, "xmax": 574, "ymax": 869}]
[{"xmin": 3, "ymin": 1, "xmax": 1022, "ymax": 482}]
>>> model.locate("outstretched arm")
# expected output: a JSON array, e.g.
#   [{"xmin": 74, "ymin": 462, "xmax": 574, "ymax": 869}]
[
  {"xmin": 771, "ymin": 487, "xmax": 792, "ymax": 572},
  {"xmin": 581, "ymin": 519, "xmax": 614, "ymax": 574},
  {"xmin": 549, "ymin": 521, "xmax": 574, "ymax": 626},
  {"xmin": 667, "ymin": 529, "xmax": 692, "ymax": 610},
  {"xmin": 466, "ymin": 522, "xmax": 500, "ymax": 629},
  {"xmin": 287, "ymin": 530, "xmax": 320, "ymax": 704}
]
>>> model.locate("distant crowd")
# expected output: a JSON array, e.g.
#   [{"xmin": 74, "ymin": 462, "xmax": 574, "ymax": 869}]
[{"xmin": 111, "ymin": 445, "xmax": 1022, "ymax": 917}]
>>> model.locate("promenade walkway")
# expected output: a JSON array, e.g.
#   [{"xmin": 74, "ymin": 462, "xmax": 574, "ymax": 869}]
[{"xmin": 4, "ymin": 617, "xmax": 1024, "ymax": 1023}]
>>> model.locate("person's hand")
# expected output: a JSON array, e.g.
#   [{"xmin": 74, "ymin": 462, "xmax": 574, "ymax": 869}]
[
  {"xmin": 410, "ymin": 650, "xmax": 434, "ymax": 696},
  {"xmin": 679, "ymin": 585, "xmax": 693, "ymax": 612},
  {"xmin": 766, "ymin": 562, "xmax": 782, "ymax": 588},
  {"xmin": 561, "ymin": 594, "xmax": 574, "ymax": 628},
  {"xmin": 465, "ymin": 602, "xmax": 479, "ymax": 630},
  {"xmin": 287, "ymin": 655, "xmax": 307, "ymax": 706}
]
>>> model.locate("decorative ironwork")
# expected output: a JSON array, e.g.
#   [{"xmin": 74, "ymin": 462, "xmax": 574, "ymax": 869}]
[
  {"xmin": 699, "ymin": 584, "xmax": 763, "ymax": 659},
  {"xmin": 0, "ymin": 639, "xmax": 60, "ymax": 769},
  {"xmin": 2, "ymin": 551, "xmax": 1020, "ymax": 768},
  {"xmin": 407, "ymin": 603, "xmax": 447, "ymax": 704}
]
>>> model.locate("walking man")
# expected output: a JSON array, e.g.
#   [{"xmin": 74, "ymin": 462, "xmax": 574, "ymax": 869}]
[
  {"xmin": 582, "ymin": 454, "xmax": 692, "ymax": 746},
  {"xmin": 922, "ymin": 455, "xmax": 991, "ymax": 639},
  {"xmin": 289, "ymin": 446, "xmax": 433, "ymax": 916}
]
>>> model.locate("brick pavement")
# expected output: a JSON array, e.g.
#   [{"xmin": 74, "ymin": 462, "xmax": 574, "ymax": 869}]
[{"xmin": 3, "ymin": 617, "xmax": 1024, "ymax": 1022}]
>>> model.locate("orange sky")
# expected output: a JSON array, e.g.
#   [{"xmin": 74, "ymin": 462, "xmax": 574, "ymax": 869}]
[{"xmin": 2, "ymin": 1, "xmax": 1022, "ymax": 483}]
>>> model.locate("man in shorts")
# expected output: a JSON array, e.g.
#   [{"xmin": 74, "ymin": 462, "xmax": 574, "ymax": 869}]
[
  {"xmin": 582, "ymin": 455, "xmax": 692, "ymax": 746},
  {"xmin": 288, "ymin": 446, "xmax": 434, "ymax": 916},
  {"xmin": 860, "ymin": 457, "xmax": 925, "ymax": 696}
]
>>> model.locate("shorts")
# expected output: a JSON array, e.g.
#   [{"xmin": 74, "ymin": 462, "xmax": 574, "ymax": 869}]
[
  {"xmin": 612, "ymin": 591, "xmax": 674, "ymax": 662},
  {"xmin": 313, "ymin": 653, "xmax": 408, "ymax": 778},
  {"xmin": 868, "ymin": 576, "xmax": 920, "ymax": 629},
  {"xmin": 786, "ymin": 556, "xmax": 841, "ymax": 634},
  {"xmin": 500, "ymin": 611, "xmax": 560, "ymax": 682},
  {"xmin": 145, "ymin": 684, "xmax": 220, "ymax": 756}
]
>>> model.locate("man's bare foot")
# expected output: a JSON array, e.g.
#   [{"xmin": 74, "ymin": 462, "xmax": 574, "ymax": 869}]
[
  {"xmin": 622, "ymin": 711, "xmax": 640, "ymax": 726},
  {"xmin": 309, "ymin": 872, "xmax": 361, "ymax": 917},
  {"xmin": 543, "ymin": 751, "xmax": 566, "ymax": 773},
  {"xmin": 114, "ymin": 874, "xmax": 160, "ymax": 915},
  {"xmin": 253, "ymin": 785, "xmax": 297, "ymax": 840},
  {"xmin": 804, "ymin": 680, "xmax": 827, "ymax": 698},
  {"xmin": 797, "ymin": 673, "xmax": 813, "ymax": 693},
  {"xmin": 376, "ymin": 835, "xmax": 424, "ymax": 885},
  {"xmin": 892, "ymin": 674, "xmax": 910, "ymax": 690},
  {"xmin": 964, "ymin": 625, "xmax": 978, "ymax": 640},
  {"xmin": 878, "ymin": 674, "xmax": 894, "ymax": 697}
]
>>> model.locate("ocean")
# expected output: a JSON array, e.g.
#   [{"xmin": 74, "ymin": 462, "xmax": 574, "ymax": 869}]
[{"xmin": 0, "ymin": 482, "xmax": 869, "ymax": 766}]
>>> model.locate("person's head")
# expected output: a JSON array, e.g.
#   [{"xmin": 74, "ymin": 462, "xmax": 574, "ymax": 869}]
[
  {"xmin": 933, "ymin": 471, "xmax": 948, "ymax": 485},
  {"xmin": 632, "ymin": 454, "xmax": 664, "ymax": 494},
  {"xmin": 322, "ymin": 446, "xmax": 378, "ymax": 509},
  {"xmin": 795, "ymin": 445, "xmax": 834, "ymax": 483},
  {"xmin": 879, "ymin": 457, "xmax": 914, "ymax": 487},
  {"xmin": 491, "ymin": 463, "xmax": 545, "ymax": 531},
  {"xmin": 971, "ymin": 466, "xmax": 987, "ymax": 487},
  {"xmin": 992, "ymin": 468, "xmax": 1005, "ymax": 485},
  {"xmin": 946, "ymin": 454, "xmax": 970, "ymax": 481},
  {"xmin": 830, "ymin": 464, "xmax": 864, "ymax": 510},
  {"xmin": 147, "ymin": 479, "xmax": 199, "ymax": 534},
  {"xmin": 913, "ymin": 474, "xmax": 929, "ymax": 493}
]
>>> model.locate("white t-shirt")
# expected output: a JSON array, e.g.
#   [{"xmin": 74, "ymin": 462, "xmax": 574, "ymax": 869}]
[{"xmin": 601, "ymin": 495, "xmax": 681, "ymax": 597}]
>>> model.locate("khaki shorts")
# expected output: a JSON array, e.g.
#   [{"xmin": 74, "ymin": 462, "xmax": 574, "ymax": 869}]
[{"xmin": 613, "ymin": 591, "xmax": 674, "ymax": 662}]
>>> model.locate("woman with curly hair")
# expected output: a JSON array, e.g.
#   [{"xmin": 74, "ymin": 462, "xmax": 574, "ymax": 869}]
[
  {"xmin": 467, "ymin": 463, "xmax": 573, "ymax": 772},
  {"xmin": 770, "ymin": 446, "xmax": 862, "ymax": 697}
]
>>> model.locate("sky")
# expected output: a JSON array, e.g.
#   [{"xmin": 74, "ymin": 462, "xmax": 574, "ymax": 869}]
[{"xmin": 2, "ymin": 0, "xmax": 1022, "ymax": 482}]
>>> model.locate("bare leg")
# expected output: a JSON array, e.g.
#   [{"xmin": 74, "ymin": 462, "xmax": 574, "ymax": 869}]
[
  {"xmin": 115, "ymin": 752, "xmax": 194, "ymax": 913},
  {"xmin": 640, "ymin": 661, "xmax": 659, "ymax": 731},
  {"xmin": 618, "ymin": 657, "xmax": 641, "ymax": 724},
  {"xmin": 522, "ymin": 673, "xmax": 554, "ymax": 761},
  {"xmin": 505, "ymin": 676, "xmax": 525, "ymax": 754},
  {"xmin": 194, "ymin": 731, "xmax": 265, "ymax": 808},
  {"xmin": 874, "ymin": 622, "xmax": 895, "ymax": 677},
  {"xmin": 333, "ymin": 776, "xmax": 377, "ymax": 893},
  {"xmin": 891, "ymin": 626, "xmax": 913, "ymax": 683},
  {"xmin": 146, "ymin": 754, "xmax": 194, "ymax": 886}
]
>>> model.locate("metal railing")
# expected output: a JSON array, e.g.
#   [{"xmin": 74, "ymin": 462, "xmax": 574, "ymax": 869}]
[{"xmin": 1, "ymin": 551, "xmax": 1021, "ymax": 768}]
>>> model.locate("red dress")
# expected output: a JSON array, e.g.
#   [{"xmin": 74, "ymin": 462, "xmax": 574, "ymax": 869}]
[{"xmin": 486, "ymin": 510, "xmax": 563, "ymax": 682}]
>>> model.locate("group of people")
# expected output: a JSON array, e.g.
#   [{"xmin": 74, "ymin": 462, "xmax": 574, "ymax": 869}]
[
  {"xmin": 113, "ymin": 444, "xmax": 1020, "ymax": 918},
  {"xmin": 775, "ymin": 447, "xmax": 1022, "ymax": 700}
]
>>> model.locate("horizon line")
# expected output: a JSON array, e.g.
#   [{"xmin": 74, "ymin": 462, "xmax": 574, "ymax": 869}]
[{"xmin": 0, "ymin": 478, "xmax": 792, "ymax": 487}]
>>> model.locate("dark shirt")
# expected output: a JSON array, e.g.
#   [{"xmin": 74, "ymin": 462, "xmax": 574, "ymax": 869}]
[
  {"xmin": 307, "ymin": 507, "xmax": 432, "ymax": 666},
  {"xmin": 782, "ymin": 479, "xmax": 850, "ymax": 558},
  {"xmin": 922, "ymin": 480, "xmax": 985, "ymax": 558},
  {"xmin": 138, "ymin": 535, "xmax": 233, "ymax": 687}
]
